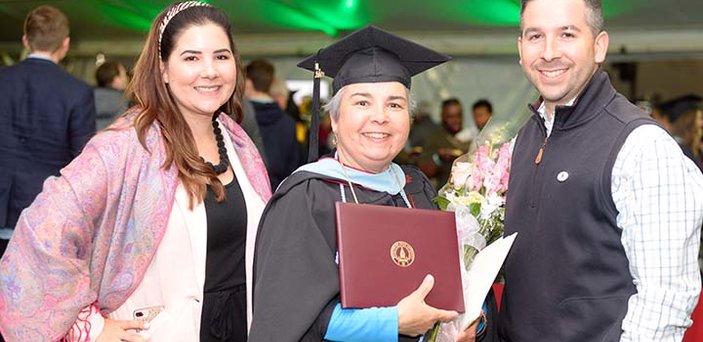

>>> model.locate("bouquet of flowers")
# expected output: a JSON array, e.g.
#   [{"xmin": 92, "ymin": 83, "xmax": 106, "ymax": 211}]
[{"xmin": 426, "ymin": 107, "xmax": 531, "ymax": 342}]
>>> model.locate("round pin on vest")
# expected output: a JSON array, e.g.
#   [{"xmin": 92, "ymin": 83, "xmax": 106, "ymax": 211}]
[{"xmin": 557, "ymin": 171, "xmax": 569, "ymax": 182}]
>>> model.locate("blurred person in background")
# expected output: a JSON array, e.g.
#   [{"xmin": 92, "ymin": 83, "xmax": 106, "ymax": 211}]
[
  {"xmin": 409, "ymin": 101, "xmax": 443, "ymax": 151},
  {"xmin": 471, "ymin": 99, "xmax": 493, "ymax": 132},
  {"xmin": 418, "ymin": 98, "xmax": 471, "ymax": 188},
  {"xmin": 395, "ymin": 101, "xmax": 443, "ymax": 167},
  {"xmin": 270, "ymin": 77, "xmax": 308, "ymax": 164},
  {"xmin": 269, "ymin": 77, "xmax": 290, "ymax": 113},
  {"xmin": 245, "ymin": 59, "xmax": 300, "ymax": 189},
  {"xmin": 94, "ymin": 60, "xmax": 129, "ymax": 130},
  {"xmin": 0, "ymin": 5, "xmax": 95, "ymax": 260},
  {"xmin": 239, "ymin": 97, "xmax": 267, "ymax": 162},
  {"xmin": 656, "ymin": 94, "xmax": 702, "ymax": 171}
]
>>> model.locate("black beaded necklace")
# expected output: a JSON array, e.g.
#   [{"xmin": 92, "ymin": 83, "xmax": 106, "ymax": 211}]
[{"xmin": 203, "ymin": 118, "xmax": 230, "ymax": 175}]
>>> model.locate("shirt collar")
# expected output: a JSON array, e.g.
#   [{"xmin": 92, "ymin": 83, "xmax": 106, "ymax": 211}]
[
  {"xmin": 538, "ymin": 97, "xmax": 577, "ymax": 137},
  {"xmin": 247, "ymin": 94, "xmax": 275, "ymax": 103},
  {"xmin": 27, "ymin": 53, "xmax": 55, "ymax": 63}
]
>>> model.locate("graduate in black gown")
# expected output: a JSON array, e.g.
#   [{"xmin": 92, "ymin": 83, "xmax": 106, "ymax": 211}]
[{"xmin": 249, "ymin": 26, "xmax": 497, "ymax": 342}]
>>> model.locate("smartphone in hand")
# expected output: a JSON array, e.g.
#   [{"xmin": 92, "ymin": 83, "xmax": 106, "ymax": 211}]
[{"xmin": 133, "ymin": 305, "xmax": 165, "ymax": 324}]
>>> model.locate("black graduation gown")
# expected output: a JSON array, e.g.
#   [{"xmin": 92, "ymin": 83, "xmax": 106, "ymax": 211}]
[
  {"xmin": 249, "ymin": 166, "xmax": 436, "ymax": 342},
  {"xmin": 249, "ymin": 165, "xmax": 499, "ymax": 342}
]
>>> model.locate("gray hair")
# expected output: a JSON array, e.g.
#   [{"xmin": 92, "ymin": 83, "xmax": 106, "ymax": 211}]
[
  {"xmin": 322, "ymin": 85, "xmax": 417, "ymax": 122},
  {"xmin": 520, "ymin": 0, "xmax": 604, "ymax": 36}
]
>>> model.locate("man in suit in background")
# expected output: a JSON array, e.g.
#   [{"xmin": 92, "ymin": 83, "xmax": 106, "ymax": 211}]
[{"xmin": 0, "ymin": 5, "xmax": 96, "ymax": 259}]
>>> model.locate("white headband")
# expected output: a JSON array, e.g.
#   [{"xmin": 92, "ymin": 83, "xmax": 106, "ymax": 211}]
[{"xmin": 158, "ymin": 1, "xmax": 211, "ymax": 58}]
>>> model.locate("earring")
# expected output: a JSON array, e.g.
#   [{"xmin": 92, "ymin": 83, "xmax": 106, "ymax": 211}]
[{"xmin": 331, "ymin": 132, "xmax": 338, "ymax": 146}]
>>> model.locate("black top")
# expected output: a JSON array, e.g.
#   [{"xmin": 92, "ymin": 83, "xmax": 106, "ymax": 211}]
[{"xmin": 201, "ymin": 177, "xmax": 248, "ymax": 341}]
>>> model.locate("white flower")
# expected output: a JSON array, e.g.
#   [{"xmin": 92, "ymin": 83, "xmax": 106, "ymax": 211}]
[
  {"xmin": 480, "ymin": 192, "xmax": 503, "ymax": 219},
  {"xmin": 451, "ymin": 162, "xmax": 473, "ymax": 188},
  {"xmin": 453, "ymin": 191, "xmax": 484, "ymax": 208}
]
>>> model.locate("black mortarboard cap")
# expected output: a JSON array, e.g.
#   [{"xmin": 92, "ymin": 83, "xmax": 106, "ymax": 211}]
[
  {"xmin": 659, "ymin": 93, "xmax": 702, "ymax": 123},
  {"xmin": 298, "ymin": 25, "xmax": 451, "ymax": 162}
]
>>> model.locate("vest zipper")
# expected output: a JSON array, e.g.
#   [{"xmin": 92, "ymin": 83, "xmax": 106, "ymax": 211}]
[
  {"xmin": 534, "ymin": 137, "xmax": 548, "ymax": 164},
  {"xmin": 530, "ymin": 120, "xmax": 548, "ymax": 209}
]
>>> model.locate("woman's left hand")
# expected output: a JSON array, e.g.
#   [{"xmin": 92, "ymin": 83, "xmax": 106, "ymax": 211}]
[
  {"xmin": 455, "ymin": 315, "xmax": 480, "ymax": 342},
  {"xmin": 397, "ymin": 275, "xmax": 459, "ymax": 336}
]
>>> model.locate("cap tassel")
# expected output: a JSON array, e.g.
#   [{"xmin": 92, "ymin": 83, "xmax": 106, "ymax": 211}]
[{"xmin": 307, "ymin": 61, "xmax": 324, "ymax": 162}]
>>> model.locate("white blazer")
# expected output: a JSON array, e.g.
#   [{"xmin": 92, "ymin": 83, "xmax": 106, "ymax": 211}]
[{"xmin": 107, "ymin": 126, "xmax": 266, "ymax": 341}]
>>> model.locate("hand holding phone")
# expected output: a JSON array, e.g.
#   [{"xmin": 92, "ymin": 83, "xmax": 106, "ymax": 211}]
[{"xmin": 133, "ymin": 305, "xmax": 165, "ymax": 324}]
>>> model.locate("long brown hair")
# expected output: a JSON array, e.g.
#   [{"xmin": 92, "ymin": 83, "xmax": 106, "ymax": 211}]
[{"xmin": 125, "ymin": 3, "xmax": 245, "ymax": 207}]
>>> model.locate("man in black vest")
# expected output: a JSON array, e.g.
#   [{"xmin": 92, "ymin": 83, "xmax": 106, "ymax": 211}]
[{"xmin": 498, "ymin": 0, "xmax": 703, "ymax": 341}]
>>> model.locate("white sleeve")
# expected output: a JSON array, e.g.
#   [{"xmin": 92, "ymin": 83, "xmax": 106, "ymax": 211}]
[{"xmin": 613, "ymin": 125, "xmax": 703, "ymax": 341}]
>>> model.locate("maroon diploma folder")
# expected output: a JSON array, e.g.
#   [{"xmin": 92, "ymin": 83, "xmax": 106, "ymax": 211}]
[{"xmin": 335, "ymin": 202, "xmax": 464, "ymax": 312}]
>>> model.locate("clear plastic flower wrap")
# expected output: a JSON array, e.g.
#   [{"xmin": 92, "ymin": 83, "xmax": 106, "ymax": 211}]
[{"xmin": 427, "ymin": 106, "xmax": 532, "ymax": 341}]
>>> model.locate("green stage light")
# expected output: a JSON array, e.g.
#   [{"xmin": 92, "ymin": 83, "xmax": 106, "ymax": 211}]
[{"xmin": 256, "ymin": 0, "xmax": 369, "ymax": 36}]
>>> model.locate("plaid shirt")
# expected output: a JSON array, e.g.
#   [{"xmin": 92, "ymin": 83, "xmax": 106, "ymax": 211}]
[
  {"xmin": 541, "ymin": 101, "xmax": 703, "ymax": 341},
  {"xmin": 613, "ymin": 125, "xmax": 703, "ymax": 341}
]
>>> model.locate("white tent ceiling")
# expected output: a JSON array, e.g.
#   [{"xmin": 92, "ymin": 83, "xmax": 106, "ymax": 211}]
[{"xmin": 0, "ymin": 0, "xmax": 701, "ymax": 59}]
